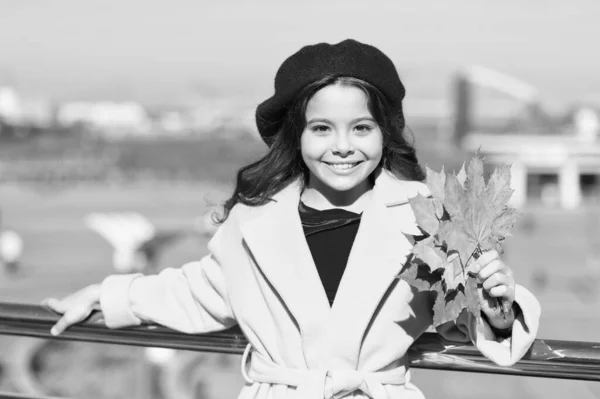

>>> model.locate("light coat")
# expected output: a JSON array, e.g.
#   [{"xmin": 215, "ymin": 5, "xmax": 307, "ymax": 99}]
[{"xmin": 100, "ymin": 168, "xmax": 541, "ymax": 399}]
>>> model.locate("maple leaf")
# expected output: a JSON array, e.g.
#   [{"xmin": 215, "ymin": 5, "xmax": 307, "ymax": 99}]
[
  {"xmin": 398, "ymin": 263, "xmax": 443, "ymax": 292},
  {"xmin": 456, "ymin": 163, "xmax": 467, "ymax": 187},
  {"xmin": 442, "ymin": 257, "xmax": 463, "ymax": 292},
  {"xmin": 435, "ymin": 219, "xmax": 480, "ymax": 276},
  {"xmin": 464, "ymin": 156, "xmax": 487, "ymax": 232},
  {"xmin": 408, "ymin": 194, "xmax": 439, "ymax": 235},
  {"xmin": 443, "ymin": 173, "xmax": 464, "ymax": 221},
  {"xmin": 432, "ymin": 199, "xmax": 445, "ymax": 220},
  {"xmin": 491, "ymin": 207, "xmax": 521, "ymax": 239},
  {"xmin": 464, "ymin": 276, "xmax": 481, "ymax": 319},
  {"xmin": 485, "ymin": 165, "xmax": 514, "ymax": 209},
  {"xmin": 426, "ymin": 166, "xmax": 446, "ymax": 201},
  {"xmin": 433, "ymin": 276, "xmax": 480, "ymax": 327},
  {"xmin": 465, "ymin": 156, "xmax": 486, "ymax": 205},
  {"xmin": 404, "ymin": 154, "xmax": 521, "ymax": 327},
  {"xmin": 432, "ymin": 288, "xmax": 468, "ymax": 326},
  {"xmin": 412, "ymin": 237, "xmax": 446, "ymax": 272},
  {"xmin": 398, "ymin": 253, "xmax": 443, "ymax": 292},
  {"xmin": 425, "ymin": 166, "xmax": 447, "ymax": 219}
]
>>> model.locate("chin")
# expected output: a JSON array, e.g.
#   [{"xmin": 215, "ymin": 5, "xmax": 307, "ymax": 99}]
[{"xmin": 321, "ymin": 177, "xmax": 367, "ymax": 193}]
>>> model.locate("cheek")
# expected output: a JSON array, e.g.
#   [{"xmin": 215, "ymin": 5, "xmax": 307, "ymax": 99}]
[
  {"xmin": 363, "ymin": 134, "xmax": 384, "ymax": 161},
  {"xmin": 300, "ymin": 152, "xmax": 314, "ymax": 173},
  {"xmin": 299, "ymin": 147, "xmax": 321, "ymax": 175},
  {"xmin": 368, "ymin": 150, "xmax": 383, "ymax": 172},
  {"xmin": 299, "ymin": 135, "xmax": 312, "ymax": 163},
  {"xmin": 300, "ymin": 134, "xmax": 328, "ymax": 162}
]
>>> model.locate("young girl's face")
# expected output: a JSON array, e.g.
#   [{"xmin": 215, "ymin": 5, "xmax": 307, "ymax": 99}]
[{"xmin": 300, "ymin": 84, "xmax": 383, "ymax": 197}]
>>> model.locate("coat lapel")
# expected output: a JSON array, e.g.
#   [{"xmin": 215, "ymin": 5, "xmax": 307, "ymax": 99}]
[
  {"xmin": 239, "ymin": 180, "xmax": 331, "ymax": 367},
  {"xmin": 325, "ymin": 198, "xmax": 413, "ymax": 368},
  {"xmin": 325, "ymin": 168, "xmax": 430, "ymax": 369}
]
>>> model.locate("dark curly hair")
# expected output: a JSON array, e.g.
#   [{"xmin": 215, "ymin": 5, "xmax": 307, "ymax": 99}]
[{"xmin": 215, "ymin": 75, "xmax": 425, "ymax": 224}]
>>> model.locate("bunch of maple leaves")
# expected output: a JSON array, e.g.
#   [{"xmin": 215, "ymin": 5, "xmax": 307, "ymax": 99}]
[{"xmin": 399, "ymin": 154, "xmax": 521, "ymax": 327}]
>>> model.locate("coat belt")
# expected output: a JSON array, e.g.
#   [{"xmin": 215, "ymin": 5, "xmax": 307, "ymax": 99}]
[{"xmin": 241, "ymin": 344, "xmax": 409, "ymax": 399}]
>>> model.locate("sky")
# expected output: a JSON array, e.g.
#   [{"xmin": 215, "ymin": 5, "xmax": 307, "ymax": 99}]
[{"xmin": 0, "ymin": 0, "xmax": 598, "ymax": 110}]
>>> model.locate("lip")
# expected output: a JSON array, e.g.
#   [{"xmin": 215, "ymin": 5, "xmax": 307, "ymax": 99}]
[{"xmin": 322, "ymin": 160, "xmax": 364, "ymax": 165}]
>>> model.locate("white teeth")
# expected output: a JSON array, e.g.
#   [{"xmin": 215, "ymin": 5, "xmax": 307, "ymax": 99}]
[{"xmin": 328, "ymin": 163, "xmax": 357, "ymax": 170}]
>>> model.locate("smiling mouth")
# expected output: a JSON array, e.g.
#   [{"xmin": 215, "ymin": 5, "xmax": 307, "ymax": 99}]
[{"xmin": 323, "ymin": 161, "xmax": 363, "ymax": 170}]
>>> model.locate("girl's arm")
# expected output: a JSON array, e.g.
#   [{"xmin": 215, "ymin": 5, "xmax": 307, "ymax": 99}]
[
  {"xmin": 44, "ymin": 222, "xmax": 237, "ymax": 335},
  {"xmin": 435, "ymin": 284, "xmax": 541, "ymax": 367},
  {"xmin": 100, "ymin": 225, "xmax": 236, "ymax": 334},
  {"xmin": 101, "ymin": 257, "xmax": 236, "ymax": 333}
]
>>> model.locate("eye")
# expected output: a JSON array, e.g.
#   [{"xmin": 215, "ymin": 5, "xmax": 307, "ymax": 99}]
[
  {"xmin": 311, "ymin": 125, "xmax": 330, "ymax": 133},
  {"xmin": 354, "ymin": 124, "xmax": 373, "ymax": 133}
]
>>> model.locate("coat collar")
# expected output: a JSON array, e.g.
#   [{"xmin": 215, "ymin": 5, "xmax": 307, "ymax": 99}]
[
  {"xmin": 238, "ymin": 168, "xmax": 428, "ymax": 369},
  {"xmin": 371, "ymin": 167, "xmax": 431, "ymax": 206}
]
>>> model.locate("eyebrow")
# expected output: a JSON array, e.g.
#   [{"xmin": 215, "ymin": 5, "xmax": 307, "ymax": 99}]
[{"xmin": 306, "ymin": 116, "xmax": 376, "ymax": 125}]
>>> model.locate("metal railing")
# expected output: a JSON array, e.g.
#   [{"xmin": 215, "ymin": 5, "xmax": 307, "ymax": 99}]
[{"xmin": 0, "ymin": 301, "xmax": 599, "ymax": 383}]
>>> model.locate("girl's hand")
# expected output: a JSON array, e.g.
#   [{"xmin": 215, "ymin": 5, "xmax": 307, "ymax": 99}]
[
  {"xmin": 475, "ymin": 250, "xmax": 516, "ymax": 329},
  {"xmin": 41, "ymin": 284, "xmax": 102, "ymax": 336}
]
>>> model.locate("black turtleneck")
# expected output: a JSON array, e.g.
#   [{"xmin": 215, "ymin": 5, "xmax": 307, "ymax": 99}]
[{"xmin": 298, "ymin": 201, "xmax": 362, "ymax": 306}]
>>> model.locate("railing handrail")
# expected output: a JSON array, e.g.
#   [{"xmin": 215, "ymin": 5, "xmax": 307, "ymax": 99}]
[{"xmin": 0, "ymin": 302, "xmax": 598, "ymax": 381}]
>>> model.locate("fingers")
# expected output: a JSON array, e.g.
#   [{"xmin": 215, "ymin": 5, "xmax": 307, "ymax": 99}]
[
  {"xmin": 41, "ymin": 297, "xmax": 68, "ymax": 314},
  {"xmin": 474, "ymin": 251, "xmax": 516, "ymax": 304},
  {"xmin": 41, "ymin": 291, "xmax": 81, "ymax": 313},
  {"xmin": 50, "ymin": 305, "xmax": 94, "ymax": 336},
  {"xmin": 481, "ymin": 271, "xmax": 509, "ymax": 291},
  {"xmin": 477, "ymin": 258, "xmax": 513, "ymax": 282},
  {"xmin": 475, "ymin": 249, "xmax": 500, "ymax": 270},
  {"xmin": 475, "ymin": 249, "xmax": 499, "ymax": 264},
  {"xmin": 477, "ymin": 285, "xmax": 500, "ymax": 312},
  {"xmin": 41, "ymin": 286, "xmax": 101, "ymax": 336},
  {"xmin": 479, "ymin": 270, "xmax": 514, "ymax": 298},
  {"xmin": 488, "ymin": 284, "xmax": 509, "ymax": 298},
  {"xmin": 51, "ymin": 314, "xmax": 73, "ymax": 336}
]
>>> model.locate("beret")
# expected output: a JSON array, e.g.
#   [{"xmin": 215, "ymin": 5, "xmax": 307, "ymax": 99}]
[{"xmin": 255, "ymin": 39, "xmax": 406, "ymax": 144}]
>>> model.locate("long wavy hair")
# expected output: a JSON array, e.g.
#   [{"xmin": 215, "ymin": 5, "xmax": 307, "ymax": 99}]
[{"xmin": 215, "ymin": 75, "xmax": 425, "ymax": 224}]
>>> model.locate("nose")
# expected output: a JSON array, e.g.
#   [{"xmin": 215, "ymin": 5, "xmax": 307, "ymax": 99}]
[{"xmin": 332, "ymin": 133, "xmax": 354, "ymax": 157}]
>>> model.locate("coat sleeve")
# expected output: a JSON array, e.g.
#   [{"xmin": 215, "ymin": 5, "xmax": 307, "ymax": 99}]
[
  {"xmin": 435, "ymin": 284, "xmax": 541, "ymax": 367},
  {"xmin": 99, "ymin": 223, "xmax": 237, "ymax": 334}
]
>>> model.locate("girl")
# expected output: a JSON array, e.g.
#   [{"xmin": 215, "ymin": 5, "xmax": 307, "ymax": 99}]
[{"xmin": 42, "ymin": 39, "xmax": 541, "ymax": 399}]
